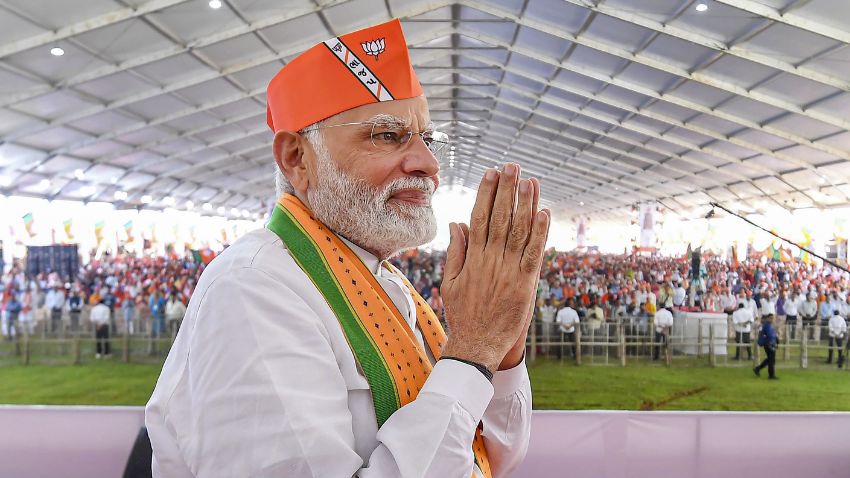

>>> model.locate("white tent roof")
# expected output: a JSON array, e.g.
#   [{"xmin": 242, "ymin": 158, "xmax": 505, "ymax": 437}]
[{"xmin": 1, "ymin": 0, "xmax": 849, "ymax": 220}]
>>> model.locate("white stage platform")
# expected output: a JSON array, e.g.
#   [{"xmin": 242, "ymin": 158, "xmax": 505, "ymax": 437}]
[{"xmin": 1, "ymin": 406, "xmax": 847, "ymax": 477}]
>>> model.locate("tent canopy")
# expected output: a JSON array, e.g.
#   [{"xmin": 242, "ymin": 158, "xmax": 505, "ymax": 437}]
[{"xmin": 0, "ymin": 0, "xmax": 849, "ymax": 221}]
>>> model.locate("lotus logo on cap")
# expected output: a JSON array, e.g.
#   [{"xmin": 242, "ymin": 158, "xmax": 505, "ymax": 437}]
[{"xmin": 361, "ymin": 38, "xmax": 386, "ymax": 60}]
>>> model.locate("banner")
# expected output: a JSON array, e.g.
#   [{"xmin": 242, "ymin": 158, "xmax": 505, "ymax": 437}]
[
  {"xmin": 638, "ymin": 203, "xmax": 657, "ymax": 248},
  {"xmin": 22, "ymin": 212, "xmax": 35, "ymax": 238},
  {"xmin": 123, "ymin": 220, "xmax": 134, "ymax": 243},
  {"xmin": 576, "ymin": 217, "xmax": 587, "ymax": 249},
  {"xmin": 63, "ymin": 218, "xmax": 74, "ymax": 241}
]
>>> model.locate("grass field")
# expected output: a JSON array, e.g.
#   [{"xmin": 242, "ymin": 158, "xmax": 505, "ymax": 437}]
[
  {"xmin": 1, "ymin": 358, "xmax": 849, "ymax": 410},
  {"xmin": 528, "ymin": 359, "xmax": 850, "ymax": 411}
]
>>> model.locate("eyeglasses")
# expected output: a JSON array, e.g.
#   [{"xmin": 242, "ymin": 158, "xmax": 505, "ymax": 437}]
[{"xmin": 301, "ymin": 121, "xmax": 450, "ymax": 159}]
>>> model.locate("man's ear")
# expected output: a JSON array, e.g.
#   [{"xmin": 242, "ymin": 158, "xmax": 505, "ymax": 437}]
[{"xmin": 273, "ymin": 130, "xmax": 309, "ymax": 194}]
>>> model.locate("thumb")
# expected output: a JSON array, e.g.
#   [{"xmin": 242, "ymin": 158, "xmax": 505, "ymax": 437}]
[{"xmin": 443, "ymin": 223, "xmax": 466, "ymax": 282}]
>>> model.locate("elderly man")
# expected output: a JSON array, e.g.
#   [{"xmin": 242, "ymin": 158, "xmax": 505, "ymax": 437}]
[{"xmin": 146, "ymin": 19, "xmax": 546, "ymax": 478}]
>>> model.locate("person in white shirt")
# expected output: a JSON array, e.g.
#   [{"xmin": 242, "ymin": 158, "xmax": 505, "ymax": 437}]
[
  {"xmin": 760, "ymin": 290, "xmax": 777, "ymax": 317},
  {"xmin": 45, "ymin": 284, "xmax": 66, "ymax": 334},
  {"xmin": 720, "ymin": 288, "xmax": 737, "ymax": 314},
  {"xmin": 732, "ymin": 303, "xmax": 754, "ymax": 360},
  {"xmin": 539, "ymin": 298, "xmax": 557, "ymax": 355},
  {"xmin": 146, "ymin": 19, "xmax": 538, "ymax": 478},
  {"xmin": 672, "ymin": 282, "xmax": 686, "ymax": 307},
  {"xmin": 800, "ymin": 293, "xmax": 819, "ymax": 340},
  {"xmin": 163, "ymin": 292, "xmax": 187, "ymax": 339},
  {"xmin": 827, "ymin": 310, "xmax": 847, "ymax": 368},
  {"xmin": 555, "ymin": 299, "xmax": 580, "ymax": 359},
  {"xmin": 653, "ymin": 307, "xmax": 674, "ymax": 360},
  {"xmin": 89, "ymin": 299, "xmax": 111, "ymax": 359},
  {"xmin": 782, "ymin": 290, "xmax": 798, "ymax": 338}
]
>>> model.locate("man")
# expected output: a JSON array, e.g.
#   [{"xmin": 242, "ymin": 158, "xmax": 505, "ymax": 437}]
[
  {"xmin": 827, "ymin": 309, "xmax": 847, "ymax": 368},
  {"xmin": 672, "ymin": 281, "xmax": 686, "ymax": 307},
  {"xmin": 782, "ymin": 290, "xmax": 798, "ymax": 340},
  {"xmin": 732, "ymin": 302, "xmax": 754, "ymax": 360},
  {"xmin": 555, "ymin": 298, "xmax": 580, "ymax": 359},
  {"xmin": 800, "ymin": 293, "xmax": 818, "ymax": 340},
  {"xmin": 720, "ymin": 287, "xmax": 736, "ymax": 315},
  {"xmin": 3, "ymin": 291, "xmax": 20, "ymax": 341},
  {"xmin": 45, "ymin": 284, "xmax": 65, "ymax": 334},
  {"xmin": 68, "ymin": 289, "xmax": 84, "ymax": 334},
  {"xmin": 164, "ymin": 292, "xmax": 186, "ymax": 338},
  {"xmin": 819, "ymin": 295, "xmax": 834, "ymax": 341},
  {"xmin": 539, "ymin": 298, "xmax": 557, "ymax": 355},
  {"xmin": 146, "ymin": 20, "xmax": 545, "ymax": 478},
  {"xmin": 653, "ymin": 306, "xmax": 674, "ymax": 360},
  {"xmin": 90, "ymin": 298, "xmax": 111, "ymax": 359},
  {"xmin": 754, "ymin": 315, "xmax": 779, "ymax": 379}
]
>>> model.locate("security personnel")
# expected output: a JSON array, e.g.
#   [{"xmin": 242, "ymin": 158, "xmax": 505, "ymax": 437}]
[{"xmin": 754, "ymin": 314, "xmax": 779, "ymax": 380}]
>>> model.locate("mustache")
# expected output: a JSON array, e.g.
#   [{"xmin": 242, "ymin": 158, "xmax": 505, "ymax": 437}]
[{"xmin": 379, "ymin": 176, "xmax": 436, "ymax": 201}]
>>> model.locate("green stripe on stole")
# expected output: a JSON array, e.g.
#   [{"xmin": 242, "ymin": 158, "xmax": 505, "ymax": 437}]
[{"xmin": 267, "ymin": 205, "xmax": 401, "ymax": 427}]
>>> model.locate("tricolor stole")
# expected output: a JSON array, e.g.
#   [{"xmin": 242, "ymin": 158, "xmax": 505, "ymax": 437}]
[{"xmin": 267, "ymin": 194, "xmax": 491, "ymax": 478}]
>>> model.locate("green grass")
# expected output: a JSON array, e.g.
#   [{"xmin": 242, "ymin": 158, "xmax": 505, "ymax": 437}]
[
  {"xmin": 0, "ymin": 361, "xmax": 163, "ymax": 406},
  {"xmin": 2, "ymin": 358, "xmax": 849, "ymax": 411},
  {"xmin": 529, "ymin": 358, "xmax": 850, "ymax": 411}
]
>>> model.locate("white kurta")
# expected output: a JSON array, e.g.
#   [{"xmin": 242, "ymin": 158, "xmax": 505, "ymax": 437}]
[{"xmin": 145, "ymin": 228, "xmax": 532, "ymax": 477}]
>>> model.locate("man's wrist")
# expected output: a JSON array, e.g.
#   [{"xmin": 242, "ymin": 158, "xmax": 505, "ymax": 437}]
[{"xmin": 441, "ymin": 356, "xmax": 494, "ymax": 382}]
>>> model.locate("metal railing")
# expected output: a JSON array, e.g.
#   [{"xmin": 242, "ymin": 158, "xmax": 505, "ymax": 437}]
[{"xmin": 527, "ymin": 314, "xmax": 849, "ymax": 370}]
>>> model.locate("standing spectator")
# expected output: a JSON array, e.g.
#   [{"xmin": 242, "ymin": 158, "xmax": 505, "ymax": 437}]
[
  {"xmin": 555, "ymin": 298, "xmax": 579, "ymax": 359},
  {"xmin": 819, "ymin": 296, "xmax": 834, "ymax": 341},
  {"xmin": 164, "ymin": 292, "xmax": 187, "ymax": 338},
  {"xmin": 19, "ymin": 286, "xmax": 34, "ymax": 336},
  {"xmin": 732, "ymin": 303, "xmax": 754, "ymax": 360},
  {"xmin": 827, "ymin": 310, "xmax": 847, "ymax": 368},
  {"xmin": 34, "ymin": 284, "xmax": 47, "ymax": 332},
  {"xmin": 46, "ymin": 284, "xmax": 65, "ymax": 334},
  {"xmin": 68, "ymin": 290, "xmax": 83, "ymax": 334},
  {"xmin": 672, "ymin": 282, "xmax": 686, "ymax": 307},
  {"xmin": 754, "ymin": 315, "xmax": 779, "ymax": 379},
  {"xmin": 653, "ymin": 306, "xmax": 674, "ymax": 360},
  {"xmin": 149, "ymin": 291, "xmax": 166, "ymax": 338},
  {"xmin": 102, "ymin": 287, "xmax": 117, "ymax": 333},
  {"xmin": 800, "ymin": 293, "xmax": 818, "ymax": 340},
  {"xmin": 3, "ymin": 292, "xmax": 21, "ymax": 340},
  {"xmin": 122, "ymin": 294, "xmax": 137, "ymax": 335},
  {"xmin": 90, "ymin": 299, "xmax": 111, "ymax": 359},
  {"xmin": 539, "ymin": 298, "xmax": 557, "ymax": 355},
  {"xmin": 783, "ymin": 290, "xmax": 798, "ymax": 340}
]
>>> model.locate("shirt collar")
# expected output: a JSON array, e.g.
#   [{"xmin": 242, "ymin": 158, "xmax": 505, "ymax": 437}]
[{"xmin": 340, "ymin": 236, "xmax": 383, "ymax": 276}]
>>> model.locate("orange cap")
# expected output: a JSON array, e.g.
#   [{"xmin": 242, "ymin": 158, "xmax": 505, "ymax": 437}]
[{"xmin": 266, "ymin": 18, "xmax": 423, "ymax": 133}]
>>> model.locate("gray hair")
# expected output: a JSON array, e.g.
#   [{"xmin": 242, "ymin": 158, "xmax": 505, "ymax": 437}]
[{"xmin": 274, "ymin": 120, "xmax": 325, "ymax": 198}]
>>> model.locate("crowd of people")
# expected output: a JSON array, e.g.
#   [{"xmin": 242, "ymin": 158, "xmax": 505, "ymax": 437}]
[
  {"xmin": 393, "ymin": 248, "xmax": 850, "ymax": 364},
  {"xmin": 3, "ymin": 245, "xmax": 849, "ymax": 363},
  {"xmin": 0, "ymin": 251, "xmax": 197, "ymax": 357}
]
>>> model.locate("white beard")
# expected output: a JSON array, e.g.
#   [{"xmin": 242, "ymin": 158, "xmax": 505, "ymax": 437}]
[{"xmin": 306, "ymin": 138, "xmax": 438, "ymax": 260}]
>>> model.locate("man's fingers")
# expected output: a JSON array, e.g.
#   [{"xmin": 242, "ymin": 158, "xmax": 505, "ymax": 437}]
[
  {"xmin": 459, "ymin": 222, "xmax": 470, "ymax": 247},
  {"xmin": 486, "ymin": 163, "xmax": 519, "ymax": 251},
  {"xmin": 443, "ymin": 222, "xmax": 466, "ymax": 282},
  {"xmin": 530, "ymin": 177, "xmax": 540, "ymax": 218},
  {"xmin": 506, "ymin": 178, "xmax": 533, "ymax": 254},
  {"xmin": 521, "ymin": 209, "xmax": 550, "ymax": 275},
  {"xmin": 468, "ymin": 169, "xmax": 500, "ymax": 250}
]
